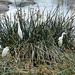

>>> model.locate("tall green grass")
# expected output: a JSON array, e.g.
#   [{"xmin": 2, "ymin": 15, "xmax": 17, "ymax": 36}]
[{"xmin": 0, "ymin": 6, "xmax": 75, "ymax": 74}]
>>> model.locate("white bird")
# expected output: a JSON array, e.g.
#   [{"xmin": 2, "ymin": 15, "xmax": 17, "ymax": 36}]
[
  {"xmin": 2, "ymin": 47, "xmax": 9, "ymax": 57},
  {"xmin": 58, "ymin": 32, "xmax": 67, "ymax": 47},
  {"xmin": 0, "ymin": 45, "xmax": 2, "ymax": 49},
  {"xmin": 16, "ymin": 19, "xmax": 23, "ymax": 39}
]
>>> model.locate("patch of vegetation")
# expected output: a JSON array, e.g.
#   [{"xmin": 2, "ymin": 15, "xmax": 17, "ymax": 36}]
[{"xmin": 0, "ymin": 6, "xmax": 75, "ymax": 75}]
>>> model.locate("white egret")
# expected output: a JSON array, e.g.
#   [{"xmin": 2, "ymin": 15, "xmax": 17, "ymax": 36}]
[
  {"xmin": 0, "ymin": 45, "xmax": 2, "ymax": 49},
  {"xmin": 16, "ymin": 19, "xmax": 23, "ymax": 39},
  {"xmin": 58, "ymin": 32, "xmax": 67, "ymax": 47},
  {"xmin": 2, "ymin": 47, "xmax": 9, "ymax": 57}
]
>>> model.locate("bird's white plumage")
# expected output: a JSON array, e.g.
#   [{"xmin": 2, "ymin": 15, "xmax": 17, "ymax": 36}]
[
  {"xmin": 16, "ymin": 19, "xmax": 23, "ymax": 39},
  {"xmin": 0, "ymin": 45, "xmax": 2, "ymax": 49},
  {"xmin": 2, "ymin": 47, "xmax": 9, "ymax": 57},
  {"xmin": 58, "ymin": 37, "xmax": 63, "ymax": 47},
  {"xmin": 18, "ymin": 23, "xmax": 23, "ymax": 39},
  {"xmin": 58, "ymin": 32, "xmax": 67, "ymax": 47}
]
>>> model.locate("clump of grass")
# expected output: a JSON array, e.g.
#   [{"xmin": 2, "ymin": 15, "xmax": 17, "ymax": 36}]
[{"xmin": 0, "ymin": 6, "xmax": 75, "ymax": 74}]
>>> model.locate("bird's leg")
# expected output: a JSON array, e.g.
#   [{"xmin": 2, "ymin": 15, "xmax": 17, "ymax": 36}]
[{"xmin": 32, "ymin": 50, "xmax": 34, "ymax": 67}]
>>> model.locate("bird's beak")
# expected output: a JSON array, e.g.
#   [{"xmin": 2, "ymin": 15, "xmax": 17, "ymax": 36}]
[
  {"xmin": 6, "ymin": 46, "xmax": 10, "ymax": 48},
  {"xmin": 66, "ymin": 33, "xmax": 67, "ymax": 35},
  {"xmin": 65, "ymin": 32, "xmax": 67, "ymax": 35},
  {"xmin": 14, "ymin": 20, "xmax": 16, "ymax": 23}
]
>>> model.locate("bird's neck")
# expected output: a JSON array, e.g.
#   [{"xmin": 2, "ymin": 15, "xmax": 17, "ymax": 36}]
[
  {"xmin": 61, "ymin": 34, "xmax": 64, "ymax": 39},
  {"xmin": 18, "ymin": 22, "xmax": 21, "ymax": 28}
]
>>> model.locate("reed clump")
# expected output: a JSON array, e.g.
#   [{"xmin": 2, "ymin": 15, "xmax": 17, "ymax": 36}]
[{"xmin": 0, "ymin": 7, "xmax": 75, "ymax": 75}]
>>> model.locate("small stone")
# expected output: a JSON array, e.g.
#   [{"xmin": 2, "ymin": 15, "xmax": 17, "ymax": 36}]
[
  {"xmin": 0, "ymin": 0, "xmax": 12, "ymax": 4},
  {"xmin": 17, "ymin": 1, "xmax": 36, "ymax": 7},
  {"xmin": 0, "ymin": 4, "xmax": 9, "ymax": 13},
  {"xmin": 17, "ymin": 2, "xmax": 30, "ymax": 7}
]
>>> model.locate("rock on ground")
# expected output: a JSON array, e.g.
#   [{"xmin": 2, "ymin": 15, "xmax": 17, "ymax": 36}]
[
  {"xmin": 17, "ymin": 0, "xmax": 36, "ymax": 7},
  {"xmin": 0, "ymin": 4, "xmax": 9, "ymax": 13},
  {"xmin": 0, "ymin": 0, "xmax": 12, "ymax": 13},
  {"xmin": 0, "ymin": 0, "xmax": 12, "ymax": 4}
]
